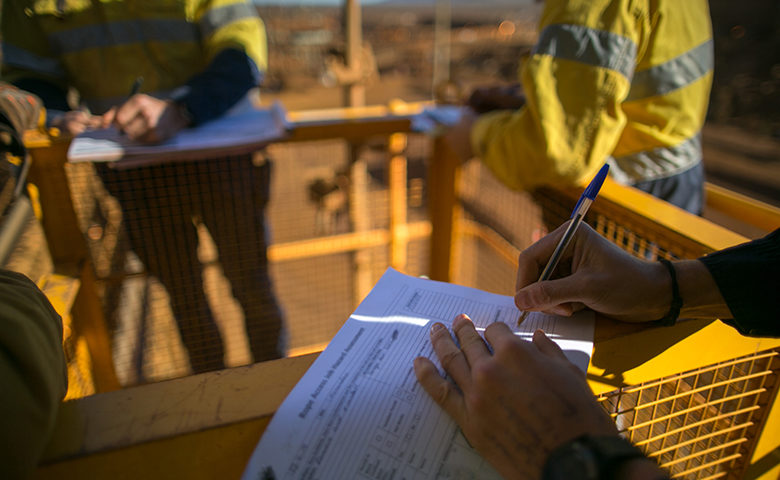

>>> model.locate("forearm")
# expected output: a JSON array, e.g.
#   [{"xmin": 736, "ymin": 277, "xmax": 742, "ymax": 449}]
[{"xmin": 175, "ymin": 48, "xmax": 262, "ymax": 125}]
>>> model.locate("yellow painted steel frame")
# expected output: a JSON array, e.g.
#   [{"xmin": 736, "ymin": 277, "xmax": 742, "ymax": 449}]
[
  {"xmin": 432, "ymin": 133, "xmax": 780, "ymax": 478},
  {"xmin": 24, "ymin": 103, "xmax": 780, "ymax": 479}
]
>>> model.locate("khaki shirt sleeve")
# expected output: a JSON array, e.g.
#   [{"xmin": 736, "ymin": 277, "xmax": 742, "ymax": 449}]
[{"xmin": 0, "ymin": 269, "xmax": 67, "ymax": 479}]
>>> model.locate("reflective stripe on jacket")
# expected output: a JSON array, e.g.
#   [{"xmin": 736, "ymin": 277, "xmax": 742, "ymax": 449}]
[
  {"xmin": 1, "ymin": 0, "xmax": 267, "ymax": 114},
  {"xmin": 471, "ymin": 0, "xmax": 713, "ymax": 190}
]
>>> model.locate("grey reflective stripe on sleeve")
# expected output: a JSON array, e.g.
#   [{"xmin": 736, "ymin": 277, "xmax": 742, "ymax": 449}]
[
  {"xmin": 532, "ymin": 23, "xmax": 637, "ymax": 79},
  {"xmin": 627, "ymin": 39, "xmax": 713, "ymax": 101},
  {"xmin": 46, "ymin": 19, "xmax": 198, "ymax": 55},
  {"xmin": 199, "ymin": 2, "xmax": 259, "ymax": 38},
  {"xmin": 607, "ymin": 133, "xmax": 702, "ymax": 184},
  {"xmin": 1, "ymin": 43, "xmax": 65, "ymax": 78}
]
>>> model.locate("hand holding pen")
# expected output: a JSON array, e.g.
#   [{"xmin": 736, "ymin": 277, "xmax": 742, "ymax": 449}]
[
  {"xmin": 514, "ymin": 194, "xmax": 687, "ymax": 323},
  {"xmin": 516, "ymin": 164, "xmax": 609, "ymax": 324},
  {"xmin": 103, "ymin": 76, "xmax": 190, "ymax": 143}
]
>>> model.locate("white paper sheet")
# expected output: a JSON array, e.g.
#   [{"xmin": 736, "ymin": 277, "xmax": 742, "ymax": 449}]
[
  {"xmin": 67, "ymin": 99, "xmax": 289, "ymax": 167},
  {"xmin": 410, "ymin": 105, "xmax": 464, "ymax": 135},
  {"xmin": 243, "ymin": 267, "xmax": 594, "ymax": 480}
]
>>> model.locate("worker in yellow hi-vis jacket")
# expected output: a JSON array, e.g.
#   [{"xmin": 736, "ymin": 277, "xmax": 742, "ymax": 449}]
[
  {"xmin": 448, "ymin": 0, "xmax": 714, "ymax": 215},
  {"xmin": 1, "ymin": 0, "xmax": 286, "ymax": 375}
]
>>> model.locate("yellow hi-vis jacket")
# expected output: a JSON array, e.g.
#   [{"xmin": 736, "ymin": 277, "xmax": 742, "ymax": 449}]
[
  {"xmin": 0, "ymin": 0, "xmax": 267, "ymax": 114},
  {"xmin": 471, "ymin": 0, "xmax": 713, "ymax": 190}
]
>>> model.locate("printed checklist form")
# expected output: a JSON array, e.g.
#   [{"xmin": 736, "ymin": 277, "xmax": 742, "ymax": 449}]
[{"xmin": 242, "ymin": 268, "xmax": 594, "ymax": 480}]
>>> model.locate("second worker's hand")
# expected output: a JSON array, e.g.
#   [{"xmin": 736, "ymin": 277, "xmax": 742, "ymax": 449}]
[
  {"xmin": 102, "ymin": 94, "xmax": 190, "ymax": 144},
  {"xmin": 514, "ymin": 223, "xmax": 673, "ymax": 323},
  {"xmin": 413, "ymin": 314, "xmax": 619, "ymax": 479},
  {"xmin": 50, "ymin": 110, "xmax": 104, "ymax": 136}
]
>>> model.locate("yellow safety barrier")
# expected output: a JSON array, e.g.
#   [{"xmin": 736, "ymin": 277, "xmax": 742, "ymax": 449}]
[{"xmin": 19, "ymin": 103, "xmax": 779, "ymax": 479}]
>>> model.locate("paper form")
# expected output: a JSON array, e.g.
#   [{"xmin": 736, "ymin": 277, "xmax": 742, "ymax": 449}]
[
  {"xmin": 67, "ymin": 98, "xmax": 289, "ymax": 167},
  {"xmin": 242, "ymin": 267, "xmax": 594, "ymax": 480},
  {"xmin": 410, "ymin": 105, "xmax": 463, "ymax": 135}
]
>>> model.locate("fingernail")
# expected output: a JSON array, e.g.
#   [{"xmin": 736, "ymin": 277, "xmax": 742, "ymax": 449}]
[{"xmin": 430, "ymin": 323, "xmax": 444, "ymax": 334}]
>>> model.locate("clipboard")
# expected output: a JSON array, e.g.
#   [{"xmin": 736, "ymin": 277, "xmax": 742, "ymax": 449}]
[{"xmin": 67, "ymin": 98, "xmax": 290, "ymax": 169}]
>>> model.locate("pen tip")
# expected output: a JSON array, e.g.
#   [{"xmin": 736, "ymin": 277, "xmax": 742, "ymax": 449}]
[{"xmin": 517, "ymin": 311, "xmax": 528, "ymax": 326}]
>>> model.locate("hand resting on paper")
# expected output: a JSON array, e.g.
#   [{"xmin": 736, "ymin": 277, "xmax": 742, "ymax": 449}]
[
  {"xmin": 413, "ymin": 314, "xmax": 618, "ymax": 479},
  {"xmin": 49, "ymin": 110, "xmax": 104, "ymax": 136},
  {"xmin": 514, "ymin": 223, "xmax": 732, "ymax": 323},
  {"xmin": 102, "ymin": 93, "xmax": 191, "ymax": 143}
]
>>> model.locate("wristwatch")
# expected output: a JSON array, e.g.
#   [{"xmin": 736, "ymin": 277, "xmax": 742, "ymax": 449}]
[{"xmin": 542, "ymin": 434, "xmax": 648, "ymax": 480}]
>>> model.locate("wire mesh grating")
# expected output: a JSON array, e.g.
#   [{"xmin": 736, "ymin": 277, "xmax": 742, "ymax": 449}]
[
  {"xmin": 60, "ymin": 132, "xmax": 435, "ymax": 385},
  {"xmin": 54, "ymin": 131, "xmax": 780, "ymax": 480},
  {"xmin": 598, "ymin": 350, "xmax": 779, "ymax": 479},
  {"xmin": 454, "ymin": 162, "xmax": 780, "ymax": 479}
]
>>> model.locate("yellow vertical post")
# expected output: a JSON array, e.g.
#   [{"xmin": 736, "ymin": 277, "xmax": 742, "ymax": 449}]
[
  {"xmin": 428, "ymin": 137, "xmax": 461, "ymax": 282},
  {"xmin": 27, "ymin": 136, "xmax": 119, "ymax": 392},
  {"xmin": 343, "ymin": 0, "xmax": 372, "ymax": 304},
  {"xmin": 26, "ymin": 139, "xmax": 87, "ymax": 264},
  {"xmin": 388, "ymin": 132, "xmax": 408, "ymax": 270},
  {"xmin": 343, "ymin": 0, "xmax": 365, "ymax": 108},
  {"xmin": 348, "ymin": 147, "xmax": 372, "ymax": 305}
]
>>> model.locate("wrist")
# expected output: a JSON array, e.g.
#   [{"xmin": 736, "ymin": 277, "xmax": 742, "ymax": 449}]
[
  {"xmin": 614, "ymin": 457, "xmax": 670, "ymax": 480},
  {"xmin": 654, "ymin": 259, "xmax": 682, "ymax": 326},
  {"xmin": 640, "ymin": 261, "xmax": 673, "ymax": 321},
  {"xmin": 171, "ymin": 100, "xmax": 194, "ymax": 128},
  {"xmin": 542, "ymin": 434, "xmax": 653, "ymax": 480},
  {"xmin": 675, "ymin": 259, "xmax": 732, "ymax": 320}
]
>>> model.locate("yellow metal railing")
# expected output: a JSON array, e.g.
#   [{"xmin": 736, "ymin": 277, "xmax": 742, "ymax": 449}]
[{"xmin": 22, "ymin": 103, "xmax": 780, "ymax": 479}]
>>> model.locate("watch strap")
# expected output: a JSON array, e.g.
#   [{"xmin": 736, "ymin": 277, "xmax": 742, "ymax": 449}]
[
  {"xmin": 655, "ymin": 258, "xmax": 682, "ymax": 326},
  {"xmin": 542, "ymin": 434, "xmax": 648, "ymax": 480}
]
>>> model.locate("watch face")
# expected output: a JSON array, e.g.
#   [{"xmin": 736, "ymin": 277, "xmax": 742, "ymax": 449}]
[
  {"xmin": 543, "ymin": 440, "xmax": 599, "ymax": 480},
  {"xmin": 543, "ymin": 435, "xmax": 646, "ymax": 480}
]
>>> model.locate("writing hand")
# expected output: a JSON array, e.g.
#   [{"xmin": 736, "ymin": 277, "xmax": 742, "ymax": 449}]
[
  {"xmin": 103, "ymin": 94, "xmax": 190, "ymax": 143},
  {"xmin": 414, "ymin": 314, "xmax": 617, "ymax": 479},
  {"xmin": 514, "ymin": 222, "xmax": 671, "ymax": 322},
  {"xmin": 50, "ymin": 110, "xmax": 103, "ymax": 136},
  {"xmin": 514, "ymin": 222, "xmax": 731, "ymax": 323}
]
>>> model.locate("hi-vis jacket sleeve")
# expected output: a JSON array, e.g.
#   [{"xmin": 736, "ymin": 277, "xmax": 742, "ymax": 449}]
[
  {"xmin": 190, "ymin": 0, "xmax": 268, "ymax": 73},
  {"xmin": 471, "ymin": 0, "xmax": 643, "ymax": 191}
]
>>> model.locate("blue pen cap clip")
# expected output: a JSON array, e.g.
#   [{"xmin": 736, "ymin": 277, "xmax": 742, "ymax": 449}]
[{"xmin": 570, "ymin": 164, "xmax": 609, "ymax": 218}]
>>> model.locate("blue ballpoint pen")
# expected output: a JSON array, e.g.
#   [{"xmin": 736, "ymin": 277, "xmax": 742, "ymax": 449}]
[{"xmin": 517, "ymin": 163, "xmax": 610, "ymax": 325}]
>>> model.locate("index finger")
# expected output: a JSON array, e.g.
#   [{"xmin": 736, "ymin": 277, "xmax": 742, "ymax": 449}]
[
  {"xmin": 428, "ymin": 321, "xmax": 473, "ymax": 391},
  {"xmin": 112, "ymin": 100, "xmax": 138, "ymax": 130},
  {"xmin": 452, "ymin": 314, "xmax": 491, "ymax": 367},
  {"xmin": 101, "ymin": 106, "xmax": 117, "ymax": 127},
  {"xmin": 515, "ymin": 223, "xmax": 570, "ymax": 292}
]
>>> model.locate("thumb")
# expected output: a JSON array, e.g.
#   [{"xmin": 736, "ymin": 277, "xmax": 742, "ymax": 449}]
[
  {"xmin": 101, "ymin": 107, "xmax": 117, "ymax": 127},
  {"xmin": 515, "ymin": 274, "xmax": 586, "ymax": 314}
]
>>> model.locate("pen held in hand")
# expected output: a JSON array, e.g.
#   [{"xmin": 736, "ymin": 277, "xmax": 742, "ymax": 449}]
[
  {"xmin": 129, "ymin": 76, "xmax": 144, "ymax": 98},
  {"xmin": 116, "ymin": 76, "xmax": 144, "ymax": 136},
  {"xmin": 517, "ymin": 163, "xmax": 609, "ymax": 325}
]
